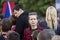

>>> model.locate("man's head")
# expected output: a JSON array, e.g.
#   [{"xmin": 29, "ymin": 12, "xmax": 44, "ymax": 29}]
[
  {"xmin": 32, "ymin": 30, "xmax": 40, "ymax": 40},
  {"xmin": 7, "ymin": 31, "xmax": 20, "ymax": 40},
  {"xmin": 13, "ymin": 4, "xmax": 24, "ymax": 18},
  {"xmin": 2, "ymin": 19, "xmax": 12, "ymax": 32},
  {"xmin": 37, "ymin": 30, "xmax": 52, "ymax": 40},
  {"xmin": 52, "ymin": 35, "xmax": 60, "ymax": 40},
  {"xmin": 28, "ymin": 12, "xmax": 38, "ymax": 27}
]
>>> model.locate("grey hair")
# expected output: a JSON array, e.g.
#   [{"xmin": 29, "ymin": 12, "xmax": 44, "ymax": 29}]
[
  {"xmin": 7, "ymin": 31, "xmax": 20, "ymax": 40},
  {"xmin": 29, "ymin": 12, "xmax": 37, "ymax": 16},
  {"xmin": 52, "ymin": 35, "xmax": 60, "ymax": 40},
  {"xmin": 37, "ymin": 30, "xmax": 53, "ymax": 40}
]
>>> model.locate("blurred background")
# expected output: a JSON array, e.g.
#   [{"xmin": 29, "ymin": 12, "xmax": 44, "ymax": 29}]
[{"xmin": 0, "ymin": 0, "xmax": 55, "ymax": 17}]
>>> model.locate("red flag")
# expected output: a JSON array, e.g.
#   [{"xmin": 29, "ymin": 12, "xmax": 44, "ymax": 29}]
[{"xmin": 2, "ymin": 2, "xmax": 15, "ymax": 15}]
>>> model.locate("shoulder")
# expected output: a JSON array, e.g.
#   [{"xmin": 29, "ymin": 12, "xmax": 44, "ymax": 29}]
[
  {"xmin": 37, "ymin": 26, "xmax": 44, "ymax": 31},
  {"xmin": 24, "ymin": 27, "xmax": 31, "ymax": 35},
  {"xmin": 24, "ymin": 27, "xmax": 30, "ymax": 32},
  {"xmin": 23, "ymin": 11, "xmax": 29, "ymax": 15},
  {"xmin": 40, "ymin": 20, "xmax": 47, "ymax": 24}
]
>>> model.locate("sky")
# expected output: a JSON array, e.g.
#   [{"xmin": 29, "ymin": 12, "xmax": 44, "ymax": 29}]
[{"xmin": 55, "ymin": 0, "xmax": 60, "ymax": 10}]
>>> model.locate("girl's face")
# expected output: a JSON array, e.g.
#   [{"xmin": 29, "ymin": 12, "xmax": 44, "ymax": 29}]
[{"xmin": 29, "ymin": 15, "xmax": 38, "ymax": 26}]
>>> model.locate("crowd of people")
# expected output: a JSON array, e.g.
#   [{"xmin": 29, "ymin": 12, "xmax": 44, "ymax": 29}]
[{"xmin": 0, "ymin": 4, "xmax": 60, "ymax": 40}]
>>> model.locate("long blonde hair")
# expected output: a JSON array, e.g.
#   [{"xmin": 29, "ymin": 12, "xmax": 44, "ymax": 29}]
[{"xmin": 46, "ymin": 6, "xmax": 58, "ymax": 30}]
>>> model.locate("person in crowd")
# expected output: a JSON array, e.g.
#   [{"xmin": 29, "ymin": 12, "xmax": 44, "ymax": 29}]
[
  {"xmin": 39, "ymin": 6, "xmax": 58, "ymax": 29},
  {"xmin": 39, "ymin": 6, "xmax": 60, "ymax": 35},
  {"xmin": 0, "ymin": 14, "xmax": 4, "ymax": 21},
  {"xmin": 7, "ymin": 31, "xmax": 20, "ymax": 40},
  {"xmin": 24, "ymin": 12, "xmax": 44, "ymax": 40},
  {"xmin": 32, "ymin": 30, "xmax": 40, "ymax": 40},
  {"xmin": 0, "ymin": 14, "xmax": 4, "ymax": 26},
  {"xmin": 37, "ymin": 29, "xmax": 54, "ymax": 40},
  {"xmin": 43, "ymin": 29, "xmax": 56, "ymax": 37},
  {"xmin": 56, "ymin": 16, "xmax": 60, "ymax": 35},
  {"xmin": 2, "ymin": 19, "xmax": 12, "ymax": 39},
  {"xmin": 13, "ymin": 4, "xmax": 29, "ymax": 40},
  {"xmin": 46, "ymin": 6, "xmax": 58, "ymax": 30},
  {"xmin": 0, "ymin": 19, "xmax": 4, "ymax": 40},
  {"xmin": 8, "ymin": 15, "xmax": 17, "ymax": 25},
  {"xmin": 0, "ymin": 35, "xmax": 5, "ymax": 40},
  {"xmin": 51, "ymin": 35, "xmax": 60, "ymax": 40},
  {"xmin": 8, "ymin": 15, "xmax": 17, "ymax": 31}
]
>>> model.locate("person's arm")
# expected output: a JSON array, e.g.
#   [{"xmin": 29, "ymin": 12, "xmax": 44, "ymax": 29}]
[
  {"xmin": 15, "ymin": 19, "xmax": 24, "ymax": 40},
  {"xmin": 24, "ymin": 28, "xmax": 32, "ymax": 40}
]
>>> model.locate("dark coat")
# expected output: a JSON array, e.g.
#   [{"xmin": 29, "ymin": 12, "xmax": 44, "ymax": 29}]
[
  {"xmin": 15, "ymin": 11, "xmax": 29, "ymax": 40},
  {"xmin": 0, "ymin": 35, "xmax": 5, "ymax": 40},
  {"xmin": 39, "ymin": 20, "xmax": 60, "ymax": 35},
  {"xmin": 39, "ymin": 20, "xmax": 49, "ymax": 29},
  {"xmin": 55, "ymin": 22, "xmax": 60, "ymax": 35},
  {"xmin": 24, "ymin": 27, "xmax": 44, "ymax": 40}
]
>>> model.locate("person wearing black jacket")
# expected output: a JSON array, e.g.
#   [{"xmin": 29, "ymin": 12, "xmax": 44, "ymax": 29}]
[{"xmin": 13, "ymin": 4, "xmax": 29, "ymax": 40}]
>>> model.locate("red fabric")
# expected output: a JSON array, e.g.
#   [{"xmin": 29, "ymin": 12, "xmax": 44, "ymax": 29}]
[
  {"xmin": 24, "ymin": 26, "xmax": 44, "ymax": 40},
  {"xmin": 10, "ymin": 2, "xmax": 15, "ymax": 14},
  {"xmin": 2, "ymin": 2, "xmax": 7, "ymax": 15},
  {"xmin": 2, "ymin": 2, "xmax": 15, "ymax": 15}
]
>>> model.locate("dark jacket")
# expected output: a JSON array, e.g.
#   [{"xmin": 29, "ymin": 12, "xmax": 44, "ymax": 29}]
[
  {"xmin": 39, "ymin": 20, "xmax": 60, "ymax": 35},
  {"xmin": 39, "ymin": 20, "xmax": 49, "ymax": 29},
  {"xmin": 55, "ymin": 21, "xmax": 60, "ymax": 35},
  {"xmin": 24, "ymin": 27, "xmax": 44, "ymax": 40},
  {"xmin": 0, "ymin": 35, "xmax": 5, "ymax": 40},
  {"xmin": 15, "ymin": 11, "xmax": 29, "ymax": 40}
]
